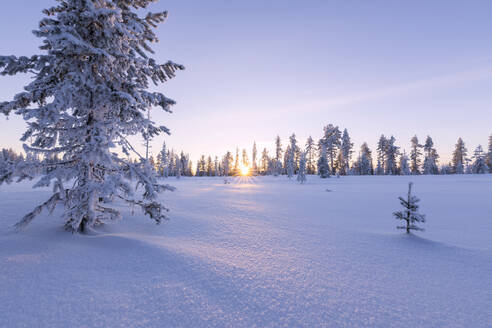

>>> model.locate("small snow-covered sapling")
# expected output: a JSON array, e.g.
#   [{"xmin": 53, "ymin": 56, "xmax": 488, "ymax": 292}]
[{"xmin": 393, "ymin": 182, "xmax": 426, "ymax": 234}]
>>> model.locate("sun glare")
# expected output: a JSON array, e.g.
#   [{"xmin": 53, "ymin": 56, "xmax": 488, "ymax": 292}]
[{"xmin": 240, "ymin": 165, "xmax": 250, "ymax": 176}]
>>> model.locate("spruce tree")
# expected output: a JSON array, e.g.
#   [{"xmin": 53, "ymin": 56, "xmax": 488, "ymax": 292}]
[
  {"xmin": 423, "ymin": 136, "xmax": 439, "ymax": 175},
  {"xmin": 175, "ymin": 155, "xmax": 182, "ymax": 179},
  {"xmin": 260, "ymin": 148, "xmax": 269, "ymax": 175},
  {"xmin": 409, "ymin": 135, "xmax": 422, "ymax": 175},
  {"xmin": 358, "ymin": 142, "xmax": 373, "ymax": 175},
  {"xmin": 158, "ymin": 141, "xmax": 169, "ymax": 178},
  {"xmin": 0, "ymin": 0, "xmax": 183, "ymax": 232},
  {"xmin": 376, "ymin": 135, "xmax": 387, "ymax": 175},
  {"xmin": 384, "ymin": 136, "xmax": 399, "ymax": 175},
  {"xmin": 286, "ymin": 133, "xmax": 297, "ymax": 178},
  {"xmin": 283, "ymin": 145, "xmax": 291, "ymax": 176},
  {"xmin": 340, "ymin": 128, "xmax": 353, "ymax": 175},
  {"xmin": 242, "ymin": 149, "xmax": 249, "ymax": 168},
  {"xmin": 472, "ymin": 145, "xmax": 488, "ymax": 174},
  {"xmin": 197, "ymin": 155, "xmax": 206, "ymax": 177},
  {"xmin": 321, "ymin": 124, "xmax": 341, "ymax": 175},
  {"xmin": 317, "ymin": 141, "xmax": 330, "ymax": 178},
  {"xmin": 234, "ymin": 148, "xmax": 240, "ymax": 175},
  {"xmin": 452, "ymin": 138, "xmax": 467, "ymax": 174},
  {"xmin": 251, "ymin": 141, "xmax": 258, "ymax": 175},
  {"xmin": 214, "ymin": 156, "xmax": 219, "ymax": 177},
  {"xmin": 275, "ymin": 135, "xmax": 282, "ymax": 176},
  {"xmin": 393, "ymin": 183, "xmax": 426, "ymax": 234},
  {"xmin": 487, "ymin": 134, "xmax": 492, "ymax": 173},
  {"xmin": 334, "ymin": 151, "xmax": 344, "ymax": 175},
  {"xmin": 223, "ymin": 151, "xmax": 233, "ymax": 177},
  {"xmin": 297, "ymin": 151, "xmax": 307, "ymax": 184},
  {"xmin": 399, "ymin": 152, "xmax": 411, "ymax": 175},
  {"xmin": 305, "ymin": 136, "xmax": 316, "ymax": 174},
  {"xmin": 206, "ymin": 156, "xmax": 213, "ymax": 176}
]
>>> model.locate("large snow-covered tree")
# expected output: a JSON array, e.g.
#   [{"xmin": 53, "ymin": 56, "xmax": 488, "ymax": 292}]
[{"xmin": 0, "ymin": 0, "xmax": 184, "ymax": 232}]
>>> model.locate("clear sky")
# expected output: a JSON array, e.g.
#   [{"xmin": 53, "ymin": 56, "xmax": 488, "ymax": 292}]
[{"xmin": 0, "ymin": 0, "xmax": 491, "ymax": 164}]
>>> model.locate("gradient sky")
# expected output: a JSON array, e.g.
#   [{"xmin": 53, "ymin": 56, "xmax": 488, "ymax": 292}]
[{"xmin": 0, "ymin": 0, "xmax": 491, "ymax": 164}]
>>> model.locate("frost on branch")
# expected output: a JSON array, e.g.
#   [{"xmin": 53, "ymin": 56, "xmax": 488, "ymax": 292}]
[{"xmin": 0, "ymin": 0, "xmax": 184, "ymax": 232}]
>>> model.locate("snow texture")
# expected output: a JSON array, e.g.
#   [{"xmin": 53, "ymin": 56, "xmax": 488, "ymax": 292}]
[{"xmin": 1, "ymin": 175, "xmax": 491, "ymax": 327}]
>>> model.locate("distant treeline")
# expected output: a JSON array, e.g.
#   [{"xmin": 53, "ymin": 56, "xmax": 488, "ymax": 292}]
[
  {"xmin": 152, "ymin": 124, "xmax": 491, "ymax": 177},
  {"xmin": 2, "ymin": 125, "xmax": 491, "ymax": 178}
]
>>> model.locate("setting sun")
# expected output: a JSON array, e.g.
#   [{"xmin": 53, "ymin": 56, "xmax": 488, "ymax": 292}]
[{"xmin": 240, "ymin": 165, "xmax": 250, "ymax": 176}]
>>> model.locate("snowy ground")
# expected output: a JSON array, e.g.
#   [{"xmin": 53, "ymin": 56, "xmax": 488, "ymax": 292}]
[{"xmin": 1, "ymin": 175, "xmax": 491, "ymax": 327}]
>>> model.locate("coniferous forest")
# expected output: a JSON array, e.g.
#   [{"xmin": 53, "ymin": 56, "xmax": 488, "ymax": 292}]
[{"xmin": 2, "ymin": 128, "xmax": 491, "ymax": 179}]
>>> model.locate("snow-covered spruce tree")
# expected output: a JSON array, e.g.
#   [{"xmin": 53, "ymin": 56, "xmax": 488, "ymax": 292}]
[
  {"xmin": 297, "ymin": 151, "xmax": 307, "ymax": 184},
  {"xmin": 0, "ymin": 1, "xmax": 184, "ymax": 232},
  {"xmin": 158, "ymin": 141, "xmax": 169, "ymax": 178},
  {"xmin": 233, "ymin": 147, "xmax": 240, "ymax": 175},
  {"xmin": 197, "ymin": 155, "xmax": 206, "ymax": 177},
  {"xmin": 317, "ymin": 141, "xmax": 330, "ymax": 178},
  {"xmin": 487, "ymin": 134, "xmax": 492, "ymax": 173},
  {"xmin": 393, "ymin": 182, "xmax": 426, "ymax": 234},
  {"xmin": 286, "ymin": 133, "xmax": 297, "ymax": 178},
  {"xmin": 384, "ymin": 136, "xmax": 399, "ymax": 175},
  {"xmin": 260, "ymin": 148, "xmax": 269, "ymax": 175},
  {"xmin": 251, "ymin": 141, "xmax": 258, "ymax": 175},
  {"xmin": 275, "ymin": 135, "xmax": 282, "ymax": 176},
  {"xmin": 472, "ymin": 145, "xmax": 489, "ymax": 174},
  {"xmin": 321, "ymin": 124, "xmax": 341, "ymax": 175},
  {"xmin": 242, "ymin": 149, "xmax": 249, "ymax": 168},
  {"xmin": 283, "ymin": 145, "xmax": 291, "ymax": 176},
  {"xmin": 440, "ymin": 164, "xmax": 452, "ymax": 175},
  {"xmin": 206, "ymin": 156, "xmax": 213, "ymax": 176},
  {"xmin": 305, "ymin": 136, "xmax": 316, "ymax": 174},
  {"xmin": 340, "ymin": 128, "xmax": 353, "ymax": 175},
  {"xmin": 214, "ymin": 156, "xmax": 219, "ymax": 177},
  {"xmin": 174, "ymin": 154, "xmax": 181, "ymax": 179},
  {"xmin": 399, "ymin": 151, "xmax": 411, "ymax": 175},
  {"xmin": 334, "ymin": 151, "xmax": 344, "ymax": 175},
  {"xmin": 358, "ymin": 142, "xmax": 373, "ymax": 175},
  {"xmin": 452, "ymin": 138, "xmax": 467, "ymax": 174},
  {"xmin": 376, "ymin": 134, "xmax": 387, "ymax": 175},
  {"xmin": 465, "ymin": 157, "xmax": 473, "ymax": 174},
  {"xmin": 423, "ymin": 136, "xmax": 439, "ymax": 175},
  {"xmin": 409, "ymin": 135, "xmax": 422, "ymax": 175},
  {"xmin": 179, "ymin": 152, "xmax": 189, "ymax": 176},
  {"xmin": 222, "ymin": 151, "xmax": 233, "ymax": 177}
]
